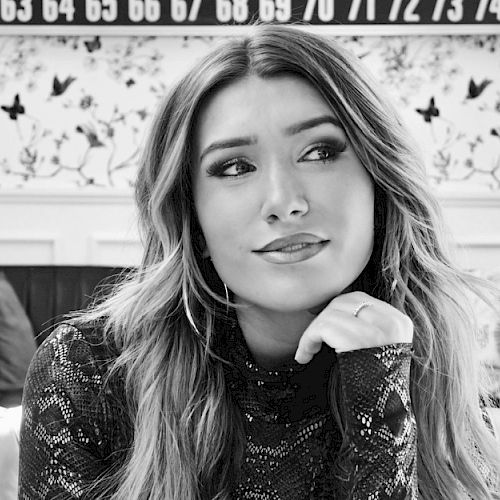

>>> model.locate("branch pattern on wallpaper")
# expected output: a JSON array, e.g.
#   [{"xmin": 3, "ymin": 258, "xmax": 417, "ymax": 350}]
[{"xmin": 0, "ymin": 34, "xmax": 499, "ymax": 191}]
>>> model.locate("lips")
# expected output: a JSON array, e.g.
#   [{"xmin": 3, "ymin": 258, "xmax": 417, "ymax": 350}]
[{"xmin": 254, "ymin": 233, "xmax": 329, "ymax": 253}]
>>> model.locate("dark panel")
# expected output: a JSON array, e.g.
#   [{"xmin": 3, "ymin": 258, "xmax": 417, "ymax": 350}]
[
  {"xmin": 28, "ymin": 267, "xmax": 55, "ymax": 345},
  {"xmin": 0, "ymin": 266, "xmax": 130, "ymax": 346},
  {"xmin": 1, "ymin": 267, "xmax": 30, "ymax": 312},
  {"xmin": 53, "ymin": 267, "xmax": 83, "ymax": 329}
]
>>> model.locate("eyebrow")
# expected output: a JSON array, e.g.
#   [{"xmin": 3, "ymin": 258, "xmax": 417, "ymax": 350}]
[
  {"xmin": 199, "ymin": 115, "xmax": 343, "ymax": 163},
  {"xmin": 283, "ymin": 115, "xmax": 343, "ymax": 136}
]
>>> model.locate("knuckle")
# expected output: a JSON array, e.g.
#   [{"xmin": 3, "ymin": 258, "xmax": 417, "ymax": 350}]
[
  {"xmin": 375, "ymin": 326, "xmax": 387, "ymax": 345},
  {"xmin": 399, "ymin": 313, "xmax": 414, "ymax": 331},
  {"xmin": 388, "ymin": 313, "xmax": 413, "ymax": 342},
  {"xmin": 351, "ymin": 291, "xmax": 369, "ymax": 301},
  {"xmin": 302, "ymin": 341, "xmax": 321, "ymax": 355}
]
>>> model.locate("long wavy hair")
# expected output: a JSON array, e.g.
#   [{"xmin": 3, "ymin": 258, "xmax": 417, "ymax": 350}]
[{"xmin": 78, "ymin": 24, "xmax": 500, "ymax": 499}]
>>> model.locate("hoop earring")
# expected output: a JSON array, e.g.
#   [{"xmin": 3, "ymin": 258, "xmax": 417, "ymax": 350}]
[
  {"xmin": 223, "ymin": 282, "xmax": 230, "ymax": 315},
  {"xmin": 389, "ymin": 278, "xmax": 398, "ymax": 297}
]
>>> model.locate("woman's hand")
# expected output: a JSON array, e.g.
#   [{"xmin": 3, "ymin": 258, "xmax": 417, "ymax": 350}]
[{"xmin": 294, "ymin": 291, "xmax": 414, "ymax": 364}]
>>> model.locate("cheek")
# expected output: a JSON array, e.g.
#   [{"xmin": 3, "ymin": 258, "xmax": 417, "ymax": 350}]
[
  {"xmin": 200, "ymin": 219, "xmax": 248, "ymax": 289},
  {"xmin": 320, "ymin": 172, "xmax": 373, "ymax": 222},
  {"xmin": 194, "ymin": 189, "xmax": 250, "ymax": 263},
  {"xmin": 349, "ymin": 176, "xmax": 375, "ymax": 261},
  {"xmin": 327, "ymin": 168, "xmax": 374, "ymax": 253}
]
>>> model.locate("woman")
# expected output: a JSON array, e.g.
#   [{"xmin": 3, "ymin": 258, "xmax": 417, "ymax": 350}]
[{"xmin": 19, "ymin": 24, "xmax": 500, "ymax": 499}]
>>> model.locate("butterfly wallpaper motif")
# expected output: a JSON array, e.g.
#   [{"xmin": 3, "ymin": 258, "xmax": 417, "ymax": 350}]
[{"xmin": 0, "ymin": 34, "xmax": 499, "ymax": 191}]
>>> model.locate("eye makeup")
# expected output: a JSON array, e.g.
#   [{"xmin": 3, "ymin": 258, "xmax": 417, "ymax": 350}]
[
  {"xmin": 300, "ymin": 137, "xmax": 347, "ymax": 163},
  {"xmin": 204, "ymin": 135, "xmax": 348, "ymax": 178},
  {"xmin": 206, "ymin": 157, "xmax": 256, "ymax": 178}
]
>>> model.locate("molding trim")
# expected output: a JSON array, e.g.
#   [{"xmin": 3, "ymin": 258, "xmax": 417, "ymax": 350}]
[
  {"xmin": 0, "ymin": 233, "xmax": 58, "ymax": 242},
  {"xmin": 453, "ymin": 237, "xmax": 500, "ymax": 247},
  {"xmin": 0, "ymin": 189, "xmax": 134, "ymax": 204},
  {"xmin": 89, "ymin": 234, "xmax": 141, "ymax": 245},
  {"xmin": 2, "ymin": 188, "xmax": 500, "ymax": 206},
  {"xmin": 435, "ymin": 190, "xmax": 500, "ymax": 208},
  {"xmin": 0, "ymin": 24, "xmax": 498, "ymax": 37},
  {"xmin": 88, "ymin": 233, "xmax": 142, "ymax": 266},
  {"xmin": 0, "ymin": 233, "xmax": 58, "ymax": 264}
]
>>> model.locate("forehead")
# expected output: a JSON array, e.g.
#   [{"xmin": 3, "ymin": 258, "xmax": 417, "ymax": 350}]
[{"xmin": 193, "ymin": 75, "xmax": 335, "ymax": 147}]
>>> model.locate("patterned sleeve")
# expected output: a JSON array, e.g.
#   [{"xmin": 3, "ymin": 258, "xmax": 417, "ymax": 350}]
[
  {"xmin": 18, "ymin": 324, "xmax": 122, "ymax": 499},
  {"xmin": 336, "ymin": 343, "xmax": 418, "ymax": 499}
]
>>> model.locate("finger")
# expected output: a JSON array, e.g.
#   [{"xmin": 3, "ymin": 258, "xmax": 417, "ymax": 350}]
[
  {"xmin": 329, "ymin": 291, "xmax": 392, "ymax": 316},
  {"xmin": 319, "ymin": 310, "xmax": 386, "ymax": 352},
  {"xmin": 295, "ymin": 308, "xmax": 368, "ymax": 363},
  {"xmin": 327, "ymin": 292, "xmax": 412, "ymax": 341},
  {"xmin": 296, "ymin": 307, "xmax": 392, "ymax": 363},
  {"xmin": 294, "ymin": 326, "xmax": 323, "ymax": 364}
]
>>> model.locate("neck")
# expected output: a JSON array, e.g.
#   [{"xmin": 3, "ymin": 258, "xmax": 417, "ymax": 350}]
[{"xmin": 235, "ymin": 302, "xmax": 317, "ymax": 371}]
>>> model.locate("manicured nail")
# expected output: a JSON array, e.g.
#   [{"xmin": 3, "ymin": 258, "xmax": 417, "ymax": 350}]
[{"xmin": 294, "ymin": 352, "xmax": 309, "ymax": 364}]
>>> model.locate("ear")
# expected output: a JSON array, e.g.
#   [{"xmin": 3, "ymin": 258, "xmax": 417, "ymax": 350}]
[{"xmin": 202, "ymin": 246, "xmax": 210, "ymax": 259}]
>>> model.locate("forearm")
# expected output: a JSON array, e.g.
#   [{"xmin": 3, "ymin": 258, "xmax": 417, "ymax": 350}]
[{"xmin": 336, "ymin": 343, "xmax": 418, "ymax": 499}]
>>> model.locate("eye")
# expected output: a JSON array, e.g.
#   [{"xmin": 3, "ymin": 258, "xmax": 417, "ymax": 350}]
[
  {"xmin": 206, "ymin": 157, "xmax": 256, "ymax": 178},
  {"xmin": 301, "ymin": 140, "xmax": 347, "ymax": 164}
]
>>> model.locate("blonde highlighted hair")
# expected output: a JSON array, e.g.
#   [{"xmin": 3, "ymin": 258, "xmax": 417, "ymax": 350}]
[{"xmin": 78, "ymin": 24, "xmax": 500, "ymax": 499}]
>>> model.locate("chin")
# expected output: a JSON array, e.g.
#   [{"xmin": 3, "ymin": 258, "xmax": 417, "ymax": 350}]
[{"xmin": 255, "ymin": 289, "xmax": 344, "ymax": 313}]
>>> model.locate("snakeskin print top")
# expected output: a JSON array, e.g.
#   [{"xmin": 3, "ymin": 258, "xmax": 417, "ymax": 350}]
[{"xmin": 19, "ymin": 320, "xmax": 418, "ymax": 499}]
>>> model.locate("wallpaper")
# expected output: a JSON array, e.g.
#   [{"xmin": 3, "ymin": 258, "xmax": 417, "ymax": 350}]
[{"xmin": 0, "ymin": 34, "xmax": 499, "ymax": 191}]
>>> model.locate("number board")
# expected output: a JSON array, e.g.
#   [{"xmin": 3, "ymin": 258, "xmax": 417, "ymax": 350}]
[{"xmin": 0, "ymin": 0, "xmax": 499, "ymax": 35}]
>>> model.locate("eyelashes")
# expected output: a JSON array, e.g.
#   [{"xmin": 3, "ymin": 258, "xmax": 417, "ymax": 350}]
[
  {"xmin": 302, "ymin": 138, "xmax": 347, "ymax": 164},
  {"xmin": 206, "ymin": 156, "xmax": 255, "ymax": 178},
  {"xmin": 206, "ymin": 139, "xmax": 347, "ymax": 178}
]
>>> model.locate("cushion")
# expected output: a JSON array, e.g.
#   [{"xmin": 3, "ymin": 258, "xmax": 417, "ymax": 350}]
[
  {"xmin": 0, "ymin": 272, "xmax": 37, "ymax": 407},
  {"xmin": 470, "ymin": 271, "xmax": 500, "ymax": 404},
  {"xmin": 0, "ymin": 405, "xmax": 22, "ymax": 500}
]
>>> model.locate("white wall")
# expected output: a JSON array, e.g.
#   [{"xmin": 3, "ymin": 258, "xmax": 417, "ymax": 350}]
[
  {"xmin": 1, "ymin": 189, "xmax": 499, "ymax": 274},
  {"xmin": 0, "ymin": 34, "xmax": 499, "ymax": 272},
  {"xmin": 438, "ymin": 192, "xmax": 500, "ymax": 273},
  {"xmin": 0, "ymin": 190, "xmax": 141, "ymax": 266}
]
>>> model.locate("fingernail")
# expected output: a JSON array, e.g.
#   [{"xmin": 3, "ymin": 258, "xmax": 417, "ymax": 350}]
[{"xmin": 294, "ymin": 353, "xmax": 309, "ymax": 364}]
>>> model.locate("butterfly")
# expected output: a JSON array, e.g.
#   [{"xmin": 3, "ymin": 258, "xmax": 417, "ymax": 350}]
[
  {"xmin": 51, "ymin": 75, "xmax": 76, "ymax": 97},
  {"xmin": 76, "ymin": 124, "xmax": 104, "ymax": 148},
  {"xmin": 125, "ymin": 78, "xmax": 136, "ymax": 87},
  {"xmin": 84, "ymin": 36, "xmax": 101, "ymax": 53},
  {"xmin": 467, "ymin": 78, "xmax": 492, "ymax": 99},
  {"xmin": 416, "ymin": 97, "xmax": 440, "ymax": 123},
  {"xmin": 1, "ymin": 94, "xmax": 25, "ymax": 120},
  {"xmin": 136, "ymin": 109, "xmax": 148, "ymax": 120}
]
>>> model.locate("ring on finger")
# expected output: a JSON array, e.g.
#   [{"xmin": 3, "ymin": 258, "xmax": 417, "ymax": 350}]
[{"xmin": 353, "ymin": 302, "xmax": 373, "ymax": 318}]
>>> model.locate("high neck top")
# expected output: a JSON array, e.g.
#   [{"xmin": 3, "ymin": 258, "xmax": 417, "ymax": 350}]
[
  {"xmin": 220, "ymin": 314, "xmax": 345, "ymax": 498},
  {"xmin": 19, "ymin": 322, "xmax": 419, "ymax": 499},
  {"xmin": 222, "ymin": 314, "xmax": 336, "ymax": 424}
]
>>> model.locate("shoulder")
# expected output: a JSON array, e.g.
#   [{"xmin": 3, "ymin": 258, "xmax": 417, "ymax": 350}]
[
  {"xmin": 39, "ymin": 320, "xmax": 116, "ymax": 360},
  {"xmin": 20, "ymin": 323, "xmax": 131, "ymax": 498},
  {"xmin": 23, "ymin": 321, "xmax": 130, "ymax": 456},
  {"xmin": 27, "ymin": 321, "xmax": 119, "ymax": 395}
]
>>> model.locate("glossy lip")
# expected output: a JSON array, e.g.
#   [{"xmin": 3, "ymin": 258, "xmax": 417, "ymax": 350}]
[
  {"xmin": 253, "ymin": 233, "xmax": 330, "ymax": 265},
  {"xmin": 254, "ymin": 232, "xmax": 329, "ymax": 253}
]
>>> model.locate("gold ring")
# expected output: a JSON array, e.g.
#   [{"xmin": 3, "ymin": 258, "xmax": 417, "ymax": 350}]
[{"xmin": 353, "ymin": 302, "xmax": 373, "ymax": 317}]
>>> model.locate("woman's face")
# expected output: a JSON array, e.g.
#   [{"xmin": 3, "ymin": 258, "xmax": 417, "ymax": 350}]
[{"xmin": 192, "ymin": 75, "xmax": 374, "ymax": 312}]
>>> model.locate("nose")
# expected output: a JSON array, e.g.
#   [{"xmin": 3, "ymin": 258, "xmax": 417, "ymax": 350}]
[{"xmin": 260, "ymin": 165, "xmax": 309, "ymax": 224}]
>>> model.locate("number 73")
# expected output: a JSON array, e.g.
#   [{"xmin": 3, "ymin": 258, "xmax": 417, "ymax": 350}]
[{"xmin": 389, "ymin": 0, "xmax": 463, "ymax": 22}]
